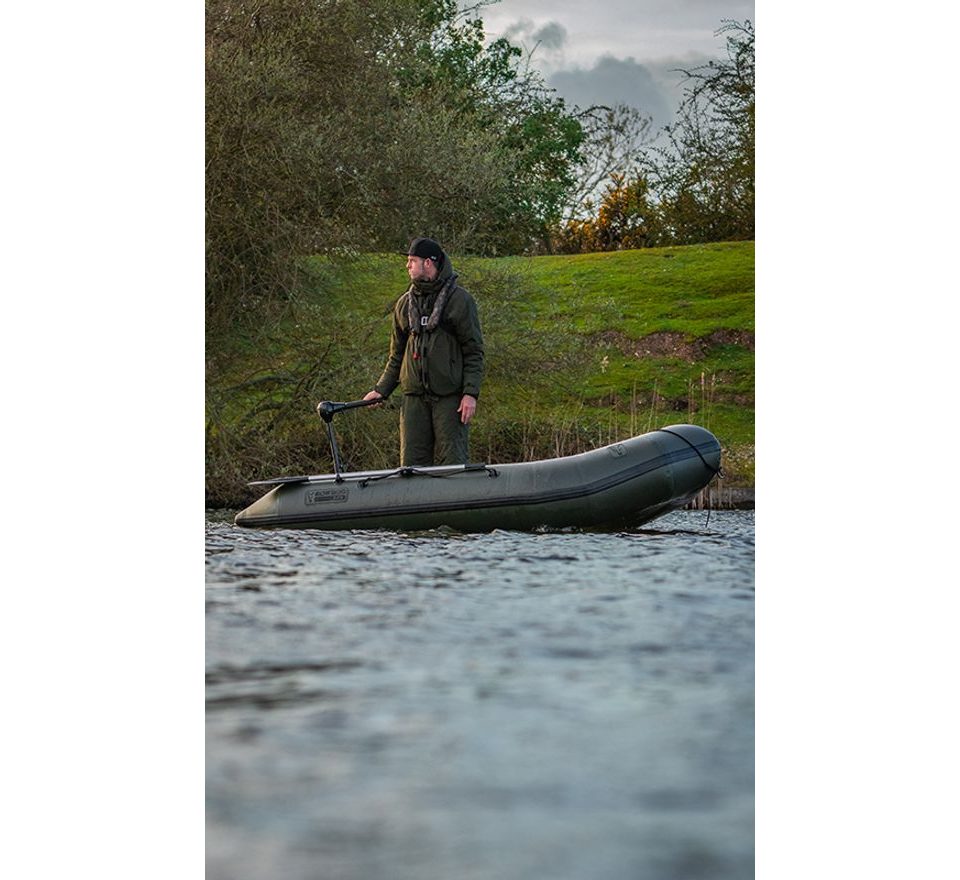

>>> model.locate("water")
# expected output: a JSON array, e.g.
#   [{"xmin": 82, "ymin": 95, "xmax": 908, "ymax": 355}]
[{"xmin": 206, "ymin": 510, "xmax": 755, "ymax": 880}]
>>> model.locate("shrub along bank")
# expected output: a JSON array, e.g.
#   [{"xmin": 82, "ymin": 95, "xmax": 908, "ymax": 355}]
[{"xmin": 206, "ymin": 241, "xmax": 754, "ymax": 509}]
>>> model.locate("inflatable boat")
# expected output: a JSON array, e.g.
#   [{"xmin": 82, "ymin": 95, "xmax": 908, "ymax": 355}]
[{"xmin": 234, "ymin": 400, "xmax": 722, "ymax": 532}]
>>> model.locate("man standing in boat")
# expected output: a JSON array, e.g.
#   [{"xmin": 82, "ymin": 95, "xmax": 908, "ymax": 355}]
[{"xmin": 363, "ymin": 237, "xmax": 485, "ymax": 466}]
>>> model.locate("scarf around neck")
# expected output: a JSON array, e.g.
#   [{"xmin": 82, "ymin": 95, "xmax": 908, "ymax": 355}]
[{"xmin": 407, "ymin": 272, "xmax": 458, "ymax": 335}]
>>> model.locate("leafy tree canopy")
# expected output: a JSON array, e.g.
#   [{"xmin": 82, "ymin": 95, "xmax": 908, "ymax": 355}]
[{"xmin": 206, "ymin": 0, "xmax": 588, "ymax": 326}]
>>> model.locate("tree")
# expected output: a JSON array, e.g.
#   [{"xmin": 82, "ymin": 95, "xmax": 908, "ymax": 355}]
[
  {"xmin": 642, "ymin": 19, "xmax": 755, "ymax": 244},
  {"xmin": 205, "ymin": 0, "xmax": 589, "ymax": 327},
  {"xmin": 553, "ymin": 173, "xmax": 665, "ymax": 253},
  {"xmin": 563, "ymin": 104, "xmax": 653, "ymax": 222},
  {"xmin": 553, "ymin": 20, "xmax": 755, "ymax": 253},
  {"xmin": 206, "ymin": 0, "xmax": 427, "ymax": 325}
]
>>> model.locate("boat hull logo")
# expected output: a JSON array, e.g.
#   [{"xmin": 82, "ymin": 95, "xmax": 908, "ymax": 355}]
[{"xmin": 304, "ymin": 487, "xmax": 349, "ymax": 505}]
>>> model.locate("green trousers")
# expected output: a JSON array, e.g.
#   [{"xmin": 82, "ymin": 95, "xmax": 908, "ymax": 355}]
[{"xmin": 400, "ymin": 393, "xmax": 469, "ymax": 466}]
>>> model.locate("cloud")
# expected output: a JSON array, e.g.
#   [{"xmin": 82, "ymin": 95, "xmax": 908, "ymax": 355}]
[
  {"xmin": 486, "ymin": 8, "xmax": 723, "ymax": 134},
  {"xmin": 501, "ymin": 16, "xmax": 535, "ymax": 43},
  {"xmin": 532, "ymin": 21, "xmax": 567, "ymax": 51},
  {"xmin": 479, "ymin": 1, "xmax": 754, "ymax": 68},
  {"xmin": 499, "ymin": 17, "xmax": 569, "ymax": 70},
  {"xmin": 548, "ymin": 56, "xmax": 674, "ymax": 127}
]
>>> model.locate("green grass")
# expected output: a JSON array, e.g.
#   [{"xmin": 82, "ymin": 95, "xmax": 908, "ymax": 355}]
[
  {"xmin": 466, "ymin": 242, "xmax": 753, "ymax": 334},
  {"xmin": 206, "ymin": 241, "xmax": 754, "ymax": 507}
]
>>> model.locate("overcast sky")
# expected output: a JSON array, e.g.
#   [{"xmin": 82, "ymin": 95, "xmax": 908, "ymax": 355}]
[{"xmin": 474, "ymin": 0, "xmax": 755, "ymax": 131}]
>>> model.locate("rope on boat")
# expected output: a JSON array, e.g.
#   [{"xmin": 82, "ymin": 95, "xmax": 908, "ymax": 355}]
[
  {"xmin": 655, "ymin": 428, "xmax": 724, "ymax": 478},
  {"xmin": 358, "ymin": 464, "xmax": 499, "ymax": 488},
  {"xmin": 655, "ymin": 428, "xmax": 723, "ymax": 530}
]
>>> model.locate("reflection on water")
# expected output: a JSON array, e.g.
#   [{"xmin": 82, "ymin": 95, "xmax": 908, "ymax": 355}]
[{"xmin": 207, "ymin": 510, "xmax": 754, "ymax": 880}]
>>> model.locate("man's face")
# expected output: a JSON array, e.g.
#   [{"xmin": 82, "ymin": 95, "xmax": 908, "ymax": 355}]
[{"xmin": 406, "ymin": 255, "xmax": 438, "ymax": 282}]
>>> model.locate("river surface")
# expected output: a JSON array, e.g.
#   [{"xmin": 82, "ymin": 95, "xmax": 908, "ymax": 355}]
[{"xmin": 206, "ymin": 510, "xmax": 754, "ymax": 880}]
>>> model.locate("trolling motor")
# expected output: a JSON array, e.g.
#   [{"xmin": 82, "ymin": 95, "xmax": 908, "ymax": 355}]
[{"xmin": 316, "ymin": 397, "xmax": 382, "ymax": 481}]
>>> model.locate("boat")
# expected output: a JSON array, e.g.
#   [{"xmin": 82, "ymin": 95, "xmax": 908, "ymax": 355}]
[{"xmin": 234, "ymin": 400, "xmax": 722, "ymax": 532}]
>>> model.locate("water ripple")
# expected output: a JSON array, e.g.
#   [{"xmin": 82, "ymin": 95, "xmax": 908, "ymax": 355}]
[{"xmin": 206, "ymin": 509, "xmax": 754, "ymax": 880}]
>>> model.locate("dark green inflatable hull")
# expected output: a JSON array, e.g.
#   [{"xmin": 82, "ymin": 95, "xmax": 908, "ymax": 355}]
[{"xmin": 234, "ymin": 424, "xmax": 721, "ymax": 533}]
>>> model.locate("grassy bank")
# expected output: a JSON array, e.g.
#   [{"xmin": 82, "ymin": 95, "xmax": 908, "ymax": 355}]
[{"xmin": 206, "ymin": 241, "xmax": 754, "ymax": 509}]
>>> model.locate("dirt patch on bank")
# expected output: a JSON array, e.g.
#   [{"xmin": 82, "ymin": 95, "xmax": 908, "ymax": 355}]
[{"xmin": 596, "ymin": 329, "xmax": 755, "ymax": 363}]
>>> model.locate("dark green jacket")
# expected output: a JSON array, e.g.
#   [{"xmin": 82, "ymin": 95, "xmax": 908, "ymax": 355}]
[{"xmin": 374, "ymin": 259, "xmax": 484, "ymax": 399}]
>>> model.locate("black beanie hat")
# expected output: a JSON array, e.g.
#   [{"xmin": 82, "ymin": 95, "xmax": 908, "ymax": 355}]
[{"xmin": 401, "ymin": 237, "xmax": 444, "ymax": 263}]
